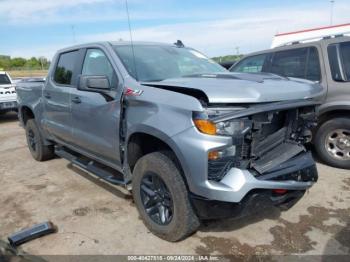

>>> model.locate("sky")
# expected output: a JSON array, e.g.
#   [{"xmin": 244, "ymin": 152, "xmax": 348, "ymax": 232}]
[{"xmin": 0, "ymin": 0, "xmax": 349, "ymax": 59}]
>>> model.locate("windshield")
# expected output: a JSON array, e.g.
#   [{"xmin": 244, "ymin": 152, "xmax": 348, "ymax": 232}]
[
  {"xmin": 113, "ymin": 45, "xmax": 227, "ymax": 82},
  {"xmin": 0, "ymin": 74, "xmax": 11, "ymax": 85}
]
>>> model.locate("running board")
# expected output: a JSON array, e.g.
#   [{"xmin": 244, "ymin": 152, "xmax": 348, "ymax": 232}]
[{"xmin": 55, "ymin": 147, "xmax": 127, "ymax": 186}]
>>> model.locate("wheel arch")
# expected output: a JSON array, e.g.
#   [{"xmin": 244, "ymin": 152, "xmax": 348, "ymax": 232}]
[
  {"xmin": 20, "ymin": 105, "xmax": 35, "ymax": 126},
  {"xmin": 318, "ymin": 105, "xmax": 350, "ymax": 125},
  {"xmin": 126, "ymin": 128, "xmax": 191, "ymax": 188}
]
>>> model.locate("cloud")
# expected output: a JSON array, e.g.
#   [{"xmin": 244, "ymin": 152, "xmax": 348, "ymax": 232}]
[
  {"xmin": 0, "ymin": 0, "xmax": 112, "ymax": 23},
  {"xmin": 3, "ymin": 0, "xmax": 350, "ymax": 58},
  {"xmin": 80, "ymin": 4, "xmax": 350, "ymax": 57}
]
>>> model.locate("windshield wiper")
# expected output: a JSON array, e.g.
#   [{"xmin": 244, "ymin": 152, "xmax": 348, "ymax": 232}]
[{"xmin": 142, "ymin": 78, "xmax": 165, "ymax": 82}]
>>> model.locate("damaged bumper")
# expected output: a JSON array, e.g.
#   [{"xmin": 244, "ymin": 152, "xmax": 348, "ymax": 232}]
[
  {"xmin": 170, "ymin": 99, "xmax": 319, "ymax": 205},
  {"xmin": 200, "ymin": 152, "xmax": 317, "ymax": 203}
]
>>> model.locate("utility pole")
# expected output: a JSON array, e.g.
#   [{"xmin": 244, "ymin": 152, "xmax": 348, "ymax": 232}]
[
  {"xmin": 235, "ymin": 46, "xmax": 240, "ymax": 56},
  {"xmin": 330, "ymin": 0, "xmax": 335, "ymax": 25},
  {"xmin": 71, "ymin": 25, "xmax": 76, "ymax": 44}
]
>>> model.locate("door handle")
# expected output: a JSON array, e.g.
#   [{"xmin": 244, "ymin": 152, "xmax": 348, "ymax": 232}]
[
  {"xmin": 44, "ymin": 93, "xmax": 51, "ymax": 99},
  {"xmin": 72, "ymin": 97, "xmax": 82, "ymax": 104}
]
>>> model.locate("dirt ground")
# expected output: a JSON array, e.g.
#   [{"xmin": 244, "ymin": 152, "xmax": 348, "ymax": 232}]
[{"xmin": 0, "ymin": 112, "xmax": 349, "ymax": 258}]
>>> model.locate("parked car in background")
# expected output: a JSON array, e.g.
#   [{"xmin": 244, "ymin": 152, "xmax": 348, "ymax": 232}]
[
  {"xmin": 17, "ymin": 41, "xmax": 321, "ymax": 241},
  {"xmin": 219, "ymin": 61, "xmax": 236, "ymax": 69},
  {"xmin": 230, "ymin": 32, "xmax": 350, "ymax": 169},
  {"xmin": 0, "ymin": 71, "xmax": 17, "ymax": 115}
]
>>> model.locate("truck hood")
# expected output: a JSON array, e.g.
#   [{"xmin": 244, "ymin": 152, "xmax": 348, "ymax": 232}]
[{"xmin": 142, "ymin": 73, "xmax": 324, "ymax": 104}]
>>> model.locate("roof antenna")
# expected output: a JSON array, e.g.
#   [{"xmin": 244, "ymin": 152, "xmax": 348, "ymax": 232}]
[{"xmin": 125, "ymin": 0, "xmax": 138, "ymax": 80}]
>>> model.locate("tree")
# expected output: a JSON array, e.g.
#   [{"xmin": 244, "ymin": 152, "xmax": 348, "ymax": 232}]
[{"xmin": 10, "ymin": 57, "xmax": 27, "ymax": 68}]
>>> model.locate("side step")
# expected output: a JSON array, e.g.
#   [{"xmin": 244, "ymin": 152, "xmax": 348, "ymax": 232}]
[{"xmin": 55, "ymin": 147, "xmax": 127, "ymax": 186}]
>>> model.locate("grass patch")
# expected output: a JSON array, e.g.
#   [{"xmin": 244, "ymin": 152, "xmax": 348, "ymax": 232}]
[{"xmin": 7, "ymin": 70, "xmax": 48, "ymax": 78}]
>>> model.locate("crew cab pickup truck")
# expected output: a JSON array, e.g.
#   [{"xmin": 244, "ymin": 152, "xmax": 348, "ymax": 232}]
[
  {"xmin": 0, "ymin": 71, "xmax": 17, "ymax": 114},
  {"xmin": 230, "ymin": 36, "xmax": 350, "ymax": 169},
  {"xmin": 17, "ymin": 42, "xmax": 322, "ymax": 241}
]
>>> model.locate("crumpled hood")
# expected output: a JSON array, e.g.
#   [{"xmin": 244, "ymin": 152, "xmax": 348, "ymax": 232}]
[{"xmin": 143, "ymin": 73, "xmax": 324, "ymax": 103}]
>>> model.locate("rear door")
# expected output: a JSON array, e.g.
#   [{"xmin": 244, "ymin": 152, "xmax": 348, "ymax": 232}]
[
  {"xmin": 70, "ymin": 48, "xmax": 122, "ymax": 166},
  {"xmin": 43, "ymin": 50, "xmax": 79, "ymax": 143}
]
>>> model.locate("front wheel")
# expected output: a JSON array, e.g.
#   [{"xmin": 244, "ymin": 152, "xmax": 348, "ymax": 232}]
[
  {"xmin": 314, "ymin": 117, "xmax": 350, "ymax": 169},
  {"xmin": 132, "ymin": 151, "xmax": 200, "ymax": 242}
]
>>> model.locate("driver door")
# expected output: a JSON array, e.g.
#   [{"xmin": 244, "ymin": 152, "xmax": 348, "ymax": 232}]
[{"xmin": 70, "ymin": 48, "xmax": 122, "ymax": 166}]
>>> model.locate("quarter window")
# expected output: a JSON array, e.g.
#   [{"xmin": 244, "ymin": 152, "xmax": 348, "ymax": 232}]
[
  {"xmin": 54, "ymin": 51, "xmax": 78, "ymax": 85},
  {"xmin": 82, "ymin": 49, "xmax": 117, "ymax": 88}
]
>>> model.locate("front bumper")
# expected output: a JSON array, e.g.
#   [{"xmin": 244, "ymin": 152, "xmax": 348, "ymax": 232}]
[
  {"xmin": 191, "ymin": 189, "xmax": 306, "ymax": 220},
  {"xmin": 170, "ymin": 126, "xmax": 317, "ymax": 203},
  {"xmin": 0, "ymin": 101, "xmax": 17, "ymax": 111},
  {"xmin": 196, "ymin": 158, "xmax": 317, "ymax": 203}
]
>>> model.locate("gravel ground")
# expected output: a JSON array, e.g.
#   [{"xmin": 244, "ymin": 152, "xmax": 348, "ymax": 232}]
[{"xmin": 0, "ymin": 112, "xmax": 349, "ymax": 259}]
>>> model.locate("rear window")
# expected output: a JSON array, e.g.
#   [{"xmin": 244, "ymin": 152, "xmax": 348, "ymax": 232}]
[
  {"xmin": 54, "ymin": 51, "xmax": 78, "ymax": 85},
  {"xmin": 0, "ymin": 74, "xmax": 11, "ymax": 85},
  {"xmin": 270, "ymin": 47, "xmax": 321, "ymax": 81}
]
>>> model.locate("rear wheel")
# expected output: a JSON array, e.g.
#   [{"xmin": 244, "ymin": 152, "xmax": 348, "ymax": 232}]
[
  {"xmin": 314, "ymin": 117, "xmax": 350, "ymax": 169},
  {"xmin": 132, "ymin": 151, "xmax": 200, "ymax": 241},
  {"xmin": 25, "ymin": 119, "xmax": 55, "ymax": 161}
]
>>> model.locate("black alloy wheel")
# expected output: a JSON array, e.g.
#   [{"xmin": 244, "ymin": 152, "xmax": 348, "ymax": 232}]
[{"xmin": 140, "ymin": 173, "xmax": 174, "ymax": 225}]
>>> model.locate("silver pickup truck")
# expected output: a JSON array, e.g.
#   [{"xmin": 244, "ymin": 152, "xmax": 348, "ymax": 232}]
[{"xmin": 17, "ymin": 41, "xmax": 322, "ymax": 241}]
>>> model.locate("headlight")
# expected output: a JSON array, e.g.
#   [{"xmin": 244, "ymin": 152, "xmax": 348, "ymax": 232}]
[
  {"xmin": 216, "ymin": 119, "xmax": 250, "ymax": 136},
  {"xmin": 193, "ymin": 112, "xmax": 250, "ymax": 136}
]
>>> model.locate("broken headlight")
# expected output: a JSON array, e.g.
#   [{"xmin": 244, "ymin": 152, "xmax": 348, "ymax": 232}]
[
  {"xmin": 216, "ymin": 119, "xmax": 251, "ymax": 136},
  {"xmin": 193, "ymin": 111, "xmax": 251, "ymax": 137}
]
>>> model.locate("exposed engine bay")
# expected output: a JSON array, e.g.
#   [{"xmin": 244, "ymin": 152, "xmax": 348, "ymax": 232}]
[{"xmin": 205, "ymin": 101, "xmax": 318, "ymax": 183}]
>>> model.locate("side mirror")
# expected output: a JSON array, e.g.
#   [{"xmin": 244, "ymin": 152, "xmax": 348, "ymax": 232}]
[{"xmin": 78, "ymin": 75, "xmax": 110, "ymax": 92}]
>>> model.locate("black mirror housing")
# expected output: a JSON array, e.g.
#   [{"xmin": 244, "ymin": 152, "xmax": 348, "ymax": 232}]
[{"xmin": 78, "ymin": 75, "xmax": 110, "ymax": 92}]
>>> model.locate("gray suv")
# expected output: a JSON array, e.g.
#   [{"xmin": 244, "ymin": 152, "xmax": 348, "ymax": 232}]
[
  {"xmin": 17, "ymin": 42, "xmax": 321, "ymax": 241},
  {"xmin": 230, "ymin": 36, "xmax": 350, "ymax": 169}
]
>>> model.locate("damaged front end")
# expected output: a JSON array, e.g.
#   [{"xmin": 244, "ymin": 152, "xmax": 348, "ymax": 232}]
[{"xmin": 200, "ymin": 100, "xmax": 319, "ymax": 184}]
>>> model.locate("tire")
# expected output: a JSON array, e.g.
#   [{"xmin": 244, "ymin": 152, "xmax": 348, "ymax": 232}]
[
  {"xmin": 132, "ymin": 151, "xmax": 200, "ymax": 242},
  {"xmin": 314, "ymin": 117, "xmax": 350, "ymax": 169},
  {"xmin": 25, "ymin": 119, "xmax": 55, "ymax": 161}
]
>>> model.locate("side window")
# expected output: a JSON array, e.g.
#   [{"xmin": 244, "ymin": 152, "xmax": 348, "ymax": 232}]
[
  {"xmin": 82, "ymin": 49, "xmax": 117, "ymax": 88},
  {"xmin": 54, "ymin": 51, "xmax": 78, "ymax": 85},
  {"xmin": 327, "ymin": 42, "xmax": 350, "ymax": 82},
  {"xmin": 305, "ymin": 47, "xmax": 321, "ymax": 81},
  {"xmin": 231, "ymin": 54, "xmax": 268, "ymax": 73},
  {"xmin": 340, "ymin": 42, "xmax": 350, "ymax": 81},
  {"xmin": 270, "ymin": 48, "xmax": 308, "ymax": 79}
]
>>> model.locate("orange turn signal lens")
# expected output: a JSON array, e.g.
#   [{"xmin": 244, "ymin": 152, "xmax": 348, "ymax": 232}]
[
  {"xmin": 194, "ymin": 119, "xmax": 217, "ymax": 135},
  {"xmin": 208, "ymin": 151, "xmax": 219, "ymax": 160}
]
